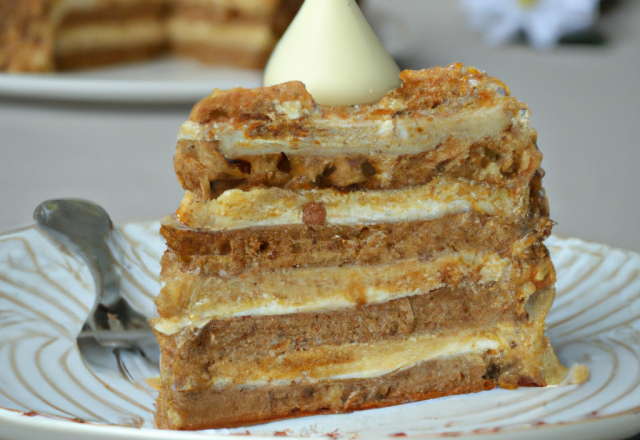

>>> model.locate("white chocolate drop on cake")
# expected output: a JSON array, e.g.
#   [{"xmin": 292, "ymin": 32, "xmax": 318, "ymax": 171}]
[{"xmin": 263, "ymin": 0, "xmax": 401, "ymax": 105}]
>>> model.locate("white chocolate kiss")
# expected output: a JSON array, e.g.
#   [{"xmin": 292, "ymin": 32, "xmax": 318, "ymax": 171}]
[{"xmin": 263, "ymin": 0, "xmax": 401, "ymax": 106}]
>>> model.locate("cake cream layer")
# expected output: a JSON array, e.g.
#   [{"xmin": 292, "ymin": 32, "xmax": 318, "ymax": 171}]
[
  {"xmin": 168, "ymin": 18, "xmax": 275, "ymax": 51},
  {"xmin": 157, "ymin": 340, "xmax": 572, "ymax": 430},
  {"xmin": 179, "ymin": 102, "xmax": 518, "ymax": 157},
  {"xmin": 175, "ymin": 128, "xmax": 540, "ymax": 200},
  {"xmin": 155, "ymin": 349, "xmax": 550, "ymax": 430},
  {"xmin": 161, "ymin": 330, "xmax": 563, "ymax": 387},
  {"xmin": 154, "ymin": 234, "xmax": 555, "ymax": 334},
  {"xmin": 55, "ymin": 19, "xmax": 166, "ymax": 55},
  {"xmin": 50, "ymin": 0, "xmax": 163, "ymax": 20},
  {"xmin": 156, "ymin": 283, "xmax": 558, "ymax": 384},
  {"xmin": 175, "ymin": 176, "xmax": 526, "ymax": 231}
]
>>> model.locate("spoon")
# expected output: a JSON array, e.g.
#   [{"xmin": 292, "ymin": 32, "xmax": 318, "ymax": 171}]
[{"xmin": 34, "ymin": 199, "xmax": 155, "ymax": 348}]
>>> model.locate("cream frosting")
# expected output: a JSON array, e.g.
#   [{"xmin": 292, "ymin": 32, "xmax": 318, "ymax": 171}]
[
  {"xmin": 167, "ymin": 18, "xmax": 275, "ymax": 51},
  {"xmin": 55, "ymin": 19, "xmax": 166, "ymax": 55},
  {"xmin": 178, "ymin": 104, "xmax": 517, "ymax": 157},
  {"xmin": 176, "ymin": 177, "xmax": 523, "ymax": 231}
]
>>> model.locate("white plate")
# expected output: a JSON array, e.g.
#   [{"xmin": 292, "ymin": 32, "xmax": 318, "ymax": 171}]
[
  {"xmin": 1, "ymin": 223, "xmax": 640, "ymax": 440},
  {"xmin": 0, "ymin": 58, "xmax": 262, "ymax": 104}
]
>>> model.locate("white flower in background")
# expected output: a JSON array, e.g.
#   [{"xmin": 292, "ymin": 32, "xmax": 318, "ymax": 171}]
[{"xmin": 460, "ymin": 0, "xmax": 601, "ymax": 49}]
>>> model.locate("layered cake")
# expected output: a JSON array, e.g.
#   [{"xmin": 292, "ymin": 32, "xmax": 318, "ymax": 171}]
[
  {"xmin": 152, "ymin": 63, "xmax": 573, "ymax": 430},
  {"xmin": 0, "ymin": 0, "xmax": 304, "ymax": 72}
]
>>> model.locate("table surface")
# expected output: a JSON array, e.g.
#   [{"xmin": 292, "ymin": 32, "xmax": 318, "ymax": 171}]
[{"xmin": 0, "ymin": 1, "xmax": 639, "ymax": 438}]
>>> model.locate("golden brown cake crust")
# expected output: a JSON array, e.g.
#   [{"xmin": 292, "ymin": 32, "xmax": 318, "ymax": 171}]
[{"xmin": 188, "ymin": 64, "xmax": 510, "ymax": 124}]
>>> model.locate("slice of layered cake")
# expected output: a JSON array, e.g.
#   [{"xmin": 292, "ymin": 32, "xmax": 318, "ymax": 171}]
[
  {"xmin": 152, "ymin": 63, "xmax": 572, "ymax": 430},
  {"xmin": 53, "ymin": 0, "xmax": 168, "ymax": 71},
  {"xmin": 0, "ymin": 0, "xmax": 304, "ymax": 72}
]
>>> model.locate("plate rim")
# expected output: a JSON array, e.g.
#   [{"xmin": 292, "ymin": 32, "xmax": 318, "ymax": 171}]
[
  {"xmin": 1, "ymin": 400, "xmax": 639, "ymax": 440},
  {"xmin": 0, "ymin": 62, "xmax": 263, "ymax": 104}
]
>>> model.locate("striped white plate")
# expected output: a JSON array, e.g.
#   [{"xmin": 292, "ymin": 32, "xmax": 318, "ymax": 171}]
[{"xmin": 1, "ymin": 223, "xmax": 639, "ymax": 440}]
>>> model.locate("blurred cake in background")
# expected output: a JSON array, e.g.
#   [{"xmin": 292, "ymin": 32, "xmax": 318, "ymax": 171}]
[
  {"xmin": 0, "ymin": 0, "xmax": 304, "ymax": 72},
  {"xmin": 168, "ymin": 0, "xmax": 303, "ymax": 69}
]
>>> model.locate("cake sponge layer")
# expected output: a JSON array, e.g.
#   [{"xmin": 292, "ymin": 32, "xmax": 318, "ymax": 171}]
[
  {"xmin": 160, "ymin": 211, "xmax": 552, "ymax": 273},
  {"xmin": 155, "ymin": 249, "xmax": 514, "ymax": 332}
]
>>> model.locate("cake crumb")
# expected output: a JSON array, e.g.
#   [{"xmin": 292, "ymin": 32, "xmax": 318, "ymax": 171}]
[
  {"xmin": 568, "ymin": 364, "xmax": 590, "ymax": 385},
  {"xmin": 303, "ymin": 202, "xmax": 327, "ymax": 225},
  {"xmin": 145, "ymin": 377, "xmax": 161, "ymax": 390}
]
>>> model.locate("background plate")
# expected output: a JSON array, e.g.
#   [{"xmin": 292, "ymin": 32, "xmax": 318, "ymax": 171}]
[
  {"xmin": 0, "ymin": 58, "xmax": 262, "ymax": 104},
  {"xmin": 0, "ymin": 223, "xmax": 639, "ymax": 440}
]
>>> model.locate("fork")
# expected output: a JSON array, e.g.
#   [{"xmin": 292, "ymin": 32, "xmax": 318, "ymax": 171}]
[{"xmin": 34, "ymin": 199, "xmax": 155, "ymax": 348}]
